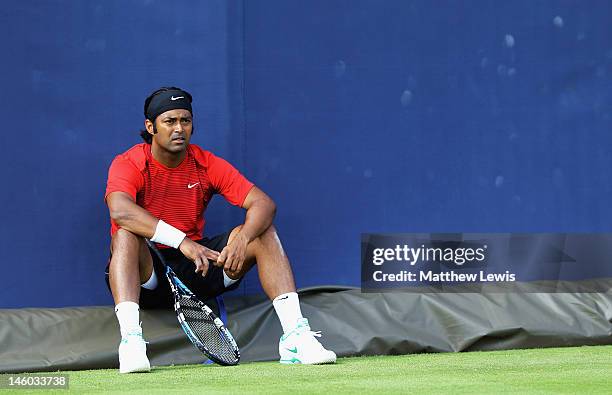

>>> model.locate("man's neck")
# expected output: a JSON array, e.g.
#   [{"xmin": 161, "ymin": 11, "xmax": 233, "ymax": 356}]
[{"xmin": 151, "ymin": 144, "xmax": 186, "ymax": 168}]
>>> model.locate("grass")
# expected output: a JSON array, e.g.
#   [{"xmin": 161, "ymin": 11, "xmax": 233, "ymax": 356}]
[{"xmin": 1, "ymin": 345, "xmax": 611, "ymax": 394}]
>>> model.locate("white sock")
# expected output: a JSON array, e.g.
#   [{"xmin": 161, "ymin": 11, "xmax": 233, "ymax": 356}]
[
  {"xmin": 141, "ymin": 269, "xmax": 158, "ymax": 290},
  {"xmin": 115, "ymin": 301, "xmax": 141, "ymax": 337},
  {"xmin": 272, "ymin": 292, "xmax": 303, "ymax": 333},
  {"xmin": 222, "ymin": 271, "xmax": 239, "ymax": 287}
]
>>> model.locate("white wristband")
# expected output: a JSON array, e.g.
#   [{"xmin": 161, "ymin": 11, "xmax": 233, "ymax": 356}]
[{"xmin": 150, "ymin": 220, "xmax": 186, "ymax": 249}]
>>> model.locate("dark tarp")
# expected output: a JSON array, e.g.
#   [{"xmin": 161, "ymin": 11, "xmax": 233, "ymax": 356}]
[{"xmin": 1, "ymin": 285, "xmax": 611, "ymax": 373}]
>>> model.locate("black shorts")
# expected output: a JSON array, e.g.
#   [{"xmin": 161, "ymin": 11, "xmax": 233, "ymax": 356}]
[{"xmin": 105, "ymin": 232, "xmax": 244, "ymax": 309}]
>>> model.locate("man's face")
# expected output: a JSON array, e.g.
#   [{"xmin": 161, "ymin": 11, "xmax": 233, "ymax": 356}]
[{"xmin": 146, "ymin": 109, "xmax": 193, "ymax": 153}]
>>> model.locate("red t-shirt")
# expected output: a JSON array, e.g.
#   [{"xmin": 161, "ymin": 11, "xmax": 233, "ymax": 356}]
[{"xmin": 105, "ymin": 143, "xmax": 254, "ymax": 242}]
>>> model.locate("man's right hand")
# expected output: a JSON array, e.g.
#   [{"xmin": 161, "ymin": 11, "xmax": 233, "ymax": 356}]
[{"xmin": 178, "ymin": 238, "xmax": 221, "ymax": 277}]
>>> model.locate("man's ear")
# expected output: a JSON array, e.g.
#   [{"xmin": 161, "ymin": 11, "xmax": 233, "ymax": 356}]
[{"xmin": 145, "ymin": 119, "xmax": 156, "ymax": 135}]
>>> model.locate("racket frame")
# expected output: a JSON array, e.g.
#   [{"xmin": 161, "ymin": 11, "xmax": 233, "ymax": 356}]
[{"xmin": 146, "ymin": 239, "xmax": 240, "ymax": 366}]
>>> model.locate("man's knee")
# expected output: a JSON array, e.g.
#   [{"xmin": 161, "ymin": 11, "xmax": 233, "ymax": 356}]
[
  {"xmin": 259, "ymin": 224, "xmax": 278, "ymax": 242},
  {"xmin": 110, "ymin": 228, "xmax": 142, "ymax": 255},
  {"xmin": 251, "ymin": 225, "xmax": 283, "ymax": 255}
]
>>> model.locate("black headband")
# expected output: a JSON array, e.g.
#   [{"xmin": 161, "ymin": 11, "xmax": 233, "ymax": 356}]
[{"xmin": 145, "ymin": 89, "xmax": 193, "ymax": 122}]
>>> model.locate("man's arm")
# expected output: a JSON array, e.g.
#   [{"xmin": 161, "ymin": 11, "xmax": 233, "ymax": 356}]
[
  {"xmin": 107, "ymin": 191, "xmax": 159, "ymax": 237},
  {"xmin": 107, "ymin": 191, "xmax": 219, "ymax": 276},
  {"xmin": 238, "ymin": 186, "xmax": 277, "ymax": 243},
  {"xmin": 217, "ymin": 186, "xmax": 276, "ymax": 273}
]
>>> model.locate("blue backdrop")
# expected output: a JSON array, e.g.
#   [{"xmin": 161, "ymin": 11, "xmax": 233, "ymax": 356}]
[{"xmin": 1, "ymin": 0, "xmax": 611, "ymax": 307}]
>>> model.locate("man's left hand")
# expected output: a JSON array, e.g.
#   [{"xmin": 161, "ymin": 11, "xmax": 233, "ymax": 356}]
[{"xmin": 217, "ymin": 232, "xmax": 249, "ymax": 277}]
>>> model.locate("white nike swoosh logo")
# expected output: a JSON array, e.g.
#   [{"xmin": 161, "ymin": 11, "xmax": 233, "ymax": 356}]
[
  {"xmin": 187, "ymin": 182, "xmax": 199, "ymax": 189},
  {"xmin": 170, "ymin": 96, "xmax": 184, "ymax": 101}
]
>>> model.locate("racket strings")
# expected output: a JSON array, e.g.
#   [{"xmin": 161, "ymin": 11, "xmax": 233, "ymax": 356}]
[{"xmin": 179, "ymin": 297, "xmax": 238, "ymax": 364}]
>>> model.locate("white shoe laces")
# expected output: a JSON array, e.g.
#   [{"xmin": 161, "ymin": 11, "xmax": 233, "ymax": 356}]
[
  {"xmin": 286, "ymin": 319, "xmax": 329, "ymax": 351},
  {"xmin": 297, "ymin": 328, "xmax": 328, "ymax": 352},
  {"xmin": 306, "ymin": 330, "xmax": 322, "ymax": 338},
  {"xmin": 122, "ymin": 332, "xmax": 148, "ymax": 345},
  {"xmin": 122, "ymin": 322, "xmax": 148, "ymax": 343}
]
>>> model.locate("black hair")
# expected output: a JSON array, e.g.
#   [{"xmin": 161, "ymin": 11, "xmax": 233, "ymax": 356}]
[{"xmin": 139, "ymin": 86, "xmax": 193, "ymax": 144}]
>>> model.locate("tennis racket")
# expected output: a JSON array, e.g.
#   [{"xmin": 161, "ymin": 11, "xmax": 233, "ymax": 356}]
[{"xmin": 146, "ymin": 239, "xmax": 240, "ymax": 366}]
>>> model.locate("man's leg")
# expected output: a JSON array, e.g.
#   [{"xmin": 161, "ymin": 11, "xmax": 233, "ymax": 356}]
[
  {"xmin": 109, "ymin": 229, "xmax": 154, "ymax": 304},
  {"xmin": 108, "ymin": 229, "xmax": 153, "ymax": 373},
  {"xmin": 224, "ymin": 224, "xmax": 294, "ymax": 298},
  {"xmin": 225, "ymin": 224, "xmax": 336, "ymax": 364}
]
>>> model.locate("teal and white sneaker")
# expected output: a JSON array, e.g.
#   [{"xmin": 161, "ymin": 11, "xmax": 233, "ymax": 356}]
[
  {"xmin": 279, "ymin": 318, "xmax": 337, "ymax": 364},
  {"xmin": 118, "ymin": 329, "xmax": 151, "ymax": 373}
]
